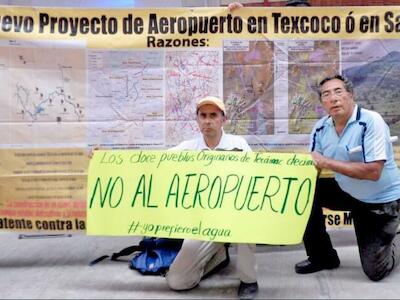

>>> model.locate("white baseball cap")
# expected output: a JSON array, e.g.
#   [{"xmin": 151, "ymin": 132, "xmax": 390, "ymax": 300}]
[{"xmin": 196, "ymin": 96, "xmax": 226, "ymax": 115}]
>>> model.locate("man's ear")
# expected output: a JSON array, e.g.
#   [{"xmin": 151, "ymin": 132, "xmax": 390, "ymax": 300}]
[{"xmin": 350, "ymin": 90, "xmax": 355, "ymax": 100}]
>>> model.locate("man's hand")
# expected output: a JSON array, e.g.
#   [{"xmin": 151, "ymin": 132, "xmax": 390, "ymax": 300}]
[
  {"xmin": 311, "ymin": 151, "xmax": 326, "ymax": 170},
  {"xmin": 87, "ymin": 145, "xmax": 100, "ymax": 159},
  {"xmin": 228, "ymin": 2, "xmax": 243, "ymax": 12},
  {"xmin": 311, "ymin": 151, "xmax": 384, "ymax": 181}
]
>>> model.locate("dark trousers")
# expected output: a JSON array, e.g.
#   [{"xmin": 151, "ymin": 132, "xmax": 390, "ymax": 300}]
[{"xmin": 303, "ymin": 178, "xmax": 400, "ymax": 281}]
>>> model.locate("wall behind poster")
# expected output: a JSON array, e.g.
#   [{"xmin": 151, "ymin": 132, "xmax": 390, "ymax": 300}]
[{"xmin": 0, "ymin": 5, "xmax": 400, "ymax": 232}]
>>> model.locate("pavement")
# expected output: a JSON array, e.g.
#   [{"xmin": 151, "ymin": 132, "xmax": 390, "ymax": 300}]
[{"xmin": 1, "ymin": 228, "xmax": 400, "ymax": 299}]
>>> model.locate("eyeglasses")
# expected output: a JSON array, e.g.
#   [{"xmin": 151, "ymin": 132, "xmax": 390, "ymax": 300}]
[{"xmin": 320, "ymin": 88, "xmax": 346, "ymax": 102}]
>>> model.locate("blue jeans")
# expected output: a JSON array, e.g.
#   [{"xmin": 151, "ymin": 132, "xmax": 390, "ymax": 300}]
[{"xmin": 303, "ymin": 178, "xmax": 400, "ymax": 281}]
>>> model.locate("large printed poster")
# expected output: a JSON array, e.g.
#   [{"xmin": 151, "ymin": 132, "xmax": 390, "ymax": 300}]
[{"xmin": 1, "ymin": 6, "xmax": 400, "ymax": 232}]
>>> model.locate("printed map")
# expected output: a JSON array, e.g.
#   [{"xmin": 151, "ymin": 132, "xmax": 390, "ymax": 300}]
[
  {"xmin": 87, "ymin": 50, "xmax": 165, "ymax": 148},
  {"xmin": 223, "ymin": 40, "xmax": 274, "ymax": 136},
  {"xmin": 287, "ymin": 40, "xmax": 340, "ymax": 134},
  {"xmin": 165, "ymin": 49, "xmax": 221, "ymax": 147},
  {"xmin": 342, "ymin": 40, "xmax": 400, "ymax": 138},
  {"xmin": 0, "ymin": 40, "xmax": 86, "ymax": 147},
  {"xmin": 2, "ymin": 38, "xmax": 398, "ymax": 151}
]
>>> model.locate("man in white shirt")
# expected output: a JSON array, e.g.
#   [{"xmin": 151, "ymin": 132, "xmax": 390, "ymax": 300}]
[{"xmin": 165, "ymin": 96, "xmax": 258, "ymax": 299}]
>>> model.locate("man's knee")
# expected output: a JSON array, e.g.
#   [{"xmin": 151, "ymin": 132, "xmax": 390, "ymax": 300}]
[
  {"xmin": 361, "ymin": 256, "xmax": 395, "ymax": 282},
  {"xmin": 363, "ymin": 267, "xmax": 386, "ymax": 282},
  {"xmin": 360, "ymin": 243, "xmax": 400, "ymax": 282},
  {"xmin": 165, "ymin": 271, "xmax": 199, "ymax": 291}
]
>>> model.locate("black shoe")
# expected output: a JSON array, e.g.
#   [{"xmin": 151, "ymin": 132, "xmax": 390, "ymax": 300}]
[
  {"xmin": 238, "ymin": 281, "xmax": 258, "ymax": 300},
  {"xmin": 295, "ymin": 256, "xmax": 340, "ymax": 274}
]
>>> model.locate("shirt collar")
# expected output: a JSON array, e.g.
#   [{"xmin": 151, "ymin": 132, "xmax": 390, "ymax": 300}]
[{"xmin": 200, "ymin": 128, "xmax": 226, "ymax": 150}]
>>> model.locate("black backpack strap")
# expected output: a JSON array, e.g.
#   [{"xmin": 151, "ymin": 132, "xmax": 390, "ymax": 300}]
[
  {"xmin": 111, "ymin": 245, "xmax": 142, "ymax": 261},
  {"xmin": 88, "ymin": 255, "xmax": 109, "ymax": 266},
  {"xmin": 89, "ymin": 244, "xmax": 143, "ymax": 266}
]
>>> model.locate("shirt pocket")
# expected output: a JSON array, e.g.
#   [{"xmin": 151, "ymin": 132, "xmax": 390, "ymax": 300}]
[{"xmin": 347, "ymin": 148, "xmax": 364, "ymax": 162}]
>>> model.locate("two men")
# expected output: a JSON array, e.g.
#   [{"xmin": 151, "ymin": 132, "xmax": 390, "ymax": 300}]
[
  {"xmin": 296, "ymin": 75, "xmax": 400, "ymax": 281},
  {"xmin": 166, "ymin": 96, "xmax": 258, "ymax": 299}
]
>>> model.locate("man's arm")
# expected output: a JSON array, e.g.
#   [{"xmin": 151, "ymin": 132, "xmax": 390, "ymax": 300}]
[{"xmin": 311, "ymin": 151, "xmax": 384, "ymax": 181}]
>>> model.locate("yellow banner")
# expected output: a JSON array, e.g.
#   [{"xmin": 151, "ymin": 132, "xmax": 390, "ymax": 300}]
[
  {"xmin": 2, "ymin": 5, "xmax": 398, "ymax": 233},
  {"xmin": 0, "ymin": 148, "xmax": 88, "ymax": 232},
  {"xmin": 1, "ymin": 6, "xmax": 400, "ymax": 48},
  {"xmin": 87, "ymin": 150, "xmax": 317, "ymax": 244}
]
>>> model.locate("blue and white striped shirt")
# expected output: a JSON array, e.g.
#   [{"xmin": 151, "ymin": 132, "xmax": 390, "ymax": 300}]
[{"xmin": 310, "ymin": 105, "xmax": 400, "ymax": 203}]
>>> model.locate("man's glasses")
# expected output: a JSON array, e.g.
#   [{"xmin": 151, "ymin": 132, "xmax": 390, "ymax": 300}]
[{"xmin": 320, "ymin": 88, "xmax": 346, "ymax": 102}]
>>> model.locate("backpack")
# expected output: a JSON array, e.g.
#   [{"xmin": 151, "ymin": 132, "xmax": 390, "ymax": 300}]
[
  {"xmin": 129, "ymin": 237, "xmax": 183, "ymax": 275},
  {"xmin": 89, "ymin": 237, "xmax": 183, "ymax": 276}
]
